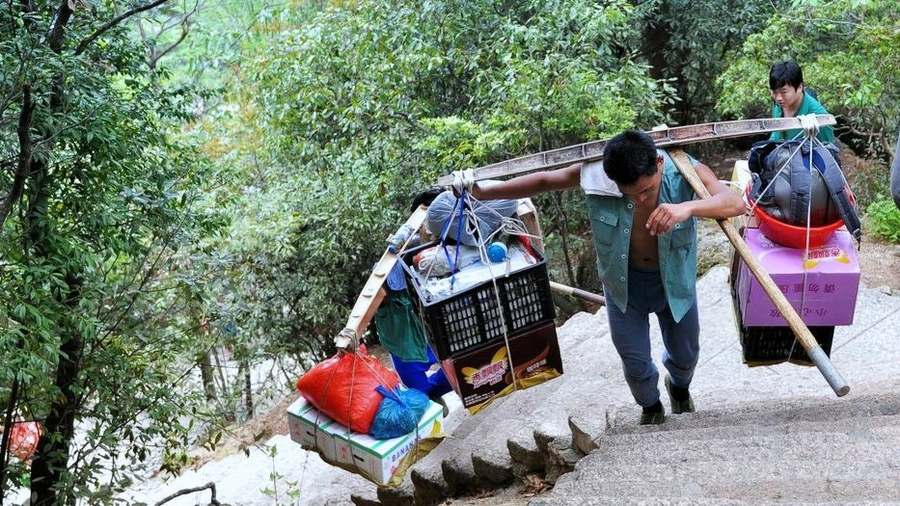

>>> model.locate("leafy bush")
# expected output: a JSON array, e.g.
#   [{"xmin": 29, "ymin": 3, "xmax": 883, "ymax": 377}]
[{"xmin": 865, "ymin": 198, "xmax": 900, "ymax": 243}]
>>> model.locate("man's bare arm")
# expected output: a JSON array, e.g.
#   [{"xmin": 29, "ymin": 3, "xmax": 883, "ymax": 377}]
[{"xmin": 470, "ymin": 163, "xmax": 582, "ymax": 200}]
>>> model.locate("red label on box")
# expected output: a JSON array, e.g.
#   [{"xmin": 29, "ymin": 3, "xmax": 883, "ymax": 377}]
[
  {"xmin": 442, "ymin": 322, "xmax": 563, "ymax": 409},
  {"xmin": 737, "ymin": 228, "xmax": 860, "ymax": 326}
]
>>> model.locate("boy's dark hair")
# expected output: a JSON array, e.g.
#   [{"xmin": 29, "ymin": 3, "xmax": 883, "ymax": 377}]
[
  {"xmin": 769, "ymin": 60, "xmax": 804, "ymax": 90},
  {"xmin": 603, "ymin": 130, "xmax": 658, "ymax": 186}
]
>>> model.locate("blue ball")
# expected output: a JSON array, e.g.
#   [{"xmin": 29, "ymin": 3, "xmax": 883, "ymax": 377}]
[{"xmin": 487, "ymin": 242, "xmax": 507, "ymax": 262}]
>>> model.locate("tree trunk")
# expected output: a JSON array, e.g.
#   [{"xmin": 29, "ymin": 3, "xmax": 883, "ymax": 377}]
[
  {"xmin": 0, "ymin": 378, "xmax": 22, "ymax": 504},
  {"xmin": 30, "ymin": 273, "xmax": 84, "ymax": 506},
  {"xmin": 243, "ymin": 364, "xmax": 253, "ymax": 419},
  {"xmin": 19, "ymin": 4, "xmax": 83, "ymax": 501},
  {"xmin": 25, "ymin": 152, "xmax": 85, "ymax": 505},
  {"xmin": 199, "ymin": 350, "xmax": 216, "ymax": 402}
]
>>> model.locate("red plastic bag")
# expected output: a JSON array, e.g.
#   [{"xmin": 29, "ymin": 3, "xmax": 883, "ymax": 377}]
[
  {"xmin": 296, "ymin": 350, "xmax": 400, "ymax": 434},
  {"xmin": 7, "ymin": 421, "xmax": 41, "ymax": 462}
]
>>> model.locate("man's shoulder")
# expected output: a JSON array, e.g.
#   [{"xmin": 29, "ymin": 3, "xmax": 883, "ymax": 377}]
[{"xmin": 659, "ymin": 149, "xmax": 698, "ymax": 171}]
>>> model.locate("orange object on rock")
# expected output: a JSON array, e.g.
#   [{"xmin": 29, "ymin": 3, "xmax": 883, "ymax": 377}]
[{"xmin": 7, "ymin": 421, "xmax": 41, "ymax": 462}]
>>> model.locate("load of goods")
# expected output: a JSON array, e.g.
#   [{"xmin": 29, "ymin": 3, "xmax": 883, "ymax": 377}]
[
  {"xmin": 287, "ymin": 189, "xmax": 563, "ymax": 486},
  {"xmin": 284, "ymin": 115, "xmax": 863, "ymax": 485},
  {"xmin": 730, "ymin": 136, "xmax": 862, "ymax": 366}
]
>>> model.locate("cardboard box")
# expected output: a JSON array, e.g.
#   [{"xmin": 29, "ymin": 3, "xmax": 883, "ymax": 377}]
[
  {"xmin": 345, "ymin": 401, "xmax": 443, "ymax": 485},
  {"xmin": 730, "ymin": 160, "xmax": 759, "ymax": 230},
  {"xmin": 736, "ymin": 228, "xmax": 860, "ymax": 326},
  {"xmin": 442, "ymin": 321, "xmax": 563, "ymax": 409},
  {"xmin": 286, "ymin": 396, "xmax": 443, "ymax": 485},
  {"xmin": 286, "ymin": 397, "xmax": 339, "ymax": 462},
  {"xmin": 730, "ymin": 160, "xmax": 752, "ymax": 195},
  {"xmin": 516, "ymin": 197, "xmax": 544, "ymax": 251}
]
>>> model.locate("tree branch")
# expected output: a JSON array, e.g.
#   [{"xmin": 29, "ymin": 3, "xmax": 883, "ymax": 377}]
[
  {"xmin": 75, "ymin": 0, "xmax": 171, "ymax": 56},
  {"xmin": 0, "ymin": 85, "xmax": 36, "ymax": 231},
  {"xmin": 148, "ymin": 24, "xmax": 188, "ymax": 69},
  {"xmin": 48, "ymin": 1, "xmax": 74, "ymax": 53},
  {"xmin": 154, "ymin": 481, "xmax": 222, "ymax": 506}
]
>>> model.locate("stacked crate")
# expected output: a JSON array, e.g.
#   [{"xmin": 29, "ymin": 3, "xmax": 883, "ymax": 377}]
[
  {"xmin": 729, "ymin": 161, "xmax": 861, "ymax": 365},
  {"xmin": 402, "ymin": 239, "xmax": 562, "ymax": 410}
]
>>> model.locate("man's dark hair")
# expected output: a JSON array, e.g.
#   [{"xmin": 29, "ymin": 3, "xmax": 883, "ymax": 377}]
[
  {"xmin": 769, "ymin": 60, "xmax": 804, "ymax": 90},
  {"xmin": 603, "ymin": 130, "xmax": 658, "ymax": 186}
]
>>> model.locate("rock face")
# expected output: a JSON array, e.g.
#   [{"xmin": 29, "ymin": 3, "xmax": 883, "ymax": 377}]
[{"xmin": 359, "ymin": 264, "xmax": 900, "ymax": 506}]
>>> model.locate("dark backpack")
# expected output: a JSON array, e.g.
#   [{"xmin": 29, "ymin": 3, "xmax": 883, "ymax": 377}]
[{"xmin": 748, "ymin": 139, "xmax": 861, "ymax": 244}]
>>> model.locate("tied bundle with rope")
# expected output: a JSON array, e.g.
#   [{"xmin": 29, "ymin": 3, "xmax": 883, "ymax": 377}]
[
  {"xmin": 746, "ymin": 114, "xmax": 861, "ymax": 248},
  {"xmin": 295, "ymin": 346, "xmax": 429, "ymax": 438},
  {"xmin": 412, "ymin": 172, "xmax": 556, "ymax": 413},
  {"xmin": 419, "ymin": 178, "xmax": 541, "ymax": 280}
]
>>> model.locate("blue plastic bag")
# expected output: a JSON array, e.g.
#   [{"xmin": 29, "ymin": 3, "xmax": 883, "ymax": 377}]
[{"xmin": 369, "ymin": 386, "xmax": 430, "ymax": 439}]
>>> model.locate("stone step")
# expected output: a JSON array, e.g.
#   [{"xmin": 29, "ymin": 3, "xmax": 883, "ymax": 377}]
[
  {"xmin": 368, "ymin": 267, "xmax": 900, "ymax": 506},
  {"xmin": 395, "ymin": 311, "xmax": 615, "ymax": 504},
  {"xmin": 607, "ymin": 388, "xmax": 900, "ymax": 437},
  {"xmin": 531, "ymin": 477, "xmax": 900, "ymax": 506},
  {"xmin": 529, "ymin": 397, "xmax": 900, "ymax": 505},
  {"xmin": 598, "ymin": 415, "xmax": 900, "ymax": 467}
]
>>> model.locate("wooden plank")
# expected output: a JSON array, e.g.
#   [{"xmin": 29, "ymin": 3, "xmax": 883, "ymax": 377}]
[
  {"xmin": 436, "ymin": 115, "xmax": 836, "ymax": 186},
  {"xmin": 335, "ymin": 205, "xmax": 429, "ymax": 349}
]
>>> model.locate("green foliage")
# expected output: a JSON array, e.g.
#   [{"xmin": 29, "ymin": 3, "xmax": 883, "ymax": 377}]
[
  {"xmin": 195, "ymin": 0, "xmax": 674, "ymax": 362},
  {"xmin": 7, "ymin": 0, "xmax": 897, "ymax": 500},
  {"xmin": 626, "ymin": 0, "xmax": 774, "ymax": 124},
  {"xmin": 1, "ymin": 1, "xmax": 225, "ymax": 501},
  {"xmin": 716, "ymin": 0, "xmax": 900, "ymax": 159},
  {"xmin": 865, "ymin": 198, "xmax": 900, "ymax": 243}
]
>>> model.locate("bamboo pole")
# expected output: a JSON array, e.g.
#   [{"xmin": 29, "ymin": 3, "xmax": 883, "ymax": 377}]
[
  {"xmin": 549, "ymin": 281, "xmax": 606, "ymax": 306},
  {"xmin": 667, "ymin": 149, "xmax": 849, "ymax": 397}
]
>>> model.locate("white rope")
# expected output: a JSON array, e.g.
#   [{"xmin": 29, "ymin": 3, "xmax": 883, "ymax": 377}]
[
  {"xmin": 451, "ymin": 168, "xmax": 476, "ymax": 196},
  {"xmin": 446, "ymin": 192, "xmax": 542, "ymax": 397}
]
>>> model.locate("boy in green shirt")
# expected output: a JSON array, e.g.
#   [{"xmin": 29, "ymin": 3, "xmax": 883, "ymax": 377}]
[{"xmin": 769, "ymin": 60, "xmax": 835, "ymax": 143}]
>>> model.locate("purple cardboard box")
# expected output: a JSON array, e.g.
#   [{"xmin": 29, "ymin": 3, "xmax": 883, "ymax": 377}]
[{"xmin": 736, "ymin": 228, "xmax": 860, "ymax": 327}]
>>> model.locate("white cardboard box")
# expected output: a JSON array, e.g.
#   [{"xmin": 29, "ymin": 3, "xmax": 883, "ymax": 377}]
[
  {"xmin": 286, "ymin": 397, "xmax": 339, "ymax": 462},
  {"xmin": 346, "ymin": 400, "xmax": 443, "ymax": 484},
  {"xmin": 286, "ymin": 396, "xmax": 443, "ymax": 485}
]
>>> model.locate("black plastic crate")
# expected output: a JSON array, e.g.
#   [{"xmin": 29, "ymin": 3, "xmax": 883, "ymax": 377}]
[
  {"xmin": 402, "ymin": 241, "xmax": 556, "ymax": 360},
  {"xmin": 730, "ymin": 278, "xmax": 834, "ymax": 366},
  {"xmin": 739, "ymin": 323, "xmax": 834, "ymax": 366}
]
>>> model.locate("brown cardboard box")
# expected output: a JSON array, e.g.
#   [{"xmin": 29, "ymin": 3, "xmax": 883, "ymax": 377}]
[
  {"xmin": 441, "ymin": 322, "xmax": 563, "ymax": 410},
  {"xmin": 730, "ymin": 160, "xmax": 759, "ymax": 230}
]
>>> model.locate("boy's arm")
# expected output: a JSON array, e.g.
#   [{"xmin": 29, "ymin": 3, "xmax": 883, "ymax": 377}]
[{"xmin": 469, "ymin": 163, "xmax": 582, "ymax": 200}]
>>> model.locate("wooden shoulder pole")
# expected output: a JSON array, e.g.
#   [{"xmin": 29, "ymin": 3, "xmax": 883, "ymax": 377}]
[
  {"xmin": 667, "ymin": 149, "xmax": 849, "ymax": 397},
  {"xmin": 335, "ymin": 205, "xmax": 429, "ymax": 349},
  {"xmin": 437, "ymin": 115, "xmax": 836, "ymax": 186}
]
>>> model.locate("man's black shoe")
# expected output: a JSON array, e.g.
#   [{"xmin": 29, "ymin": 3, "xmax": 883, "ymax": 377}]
[
  {"xmin": 639, "ymin": 400, "xmax": 665, "ymax": 425},
  {"xmin": 665, "ymin": 375, "xmax": 695, "ymax": 415}
]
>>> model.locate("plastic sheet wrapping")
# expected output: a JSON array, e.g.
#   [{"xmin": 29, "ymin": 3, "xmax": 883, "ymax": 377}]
[{"xmin": 425, "ymin": 190, "xmax": 518, "ymax": 246}]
